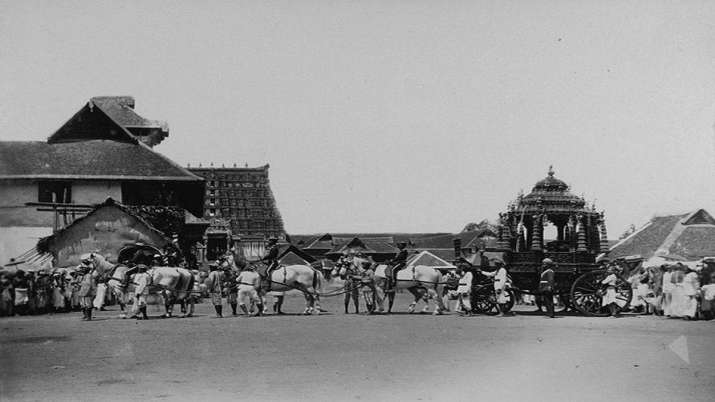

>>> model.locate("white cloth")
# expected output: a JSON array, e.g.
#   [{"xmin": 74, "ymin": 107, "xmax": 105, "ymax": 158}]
[
  {"xmin": 134, "ymin": 272, "xmax": 150, "ymax": 296},
  {"xmin": 236, "ymin": 271, "xmax": 261, "ymax": 306},
  {"xmin": 601, "ymin": 274, "xmax": 626, "ymax": 307},
  {"xmin": 702, "ymin": 284, "xmax": 715, "ymax": 301},
  {"xmin": 671, "ymin": 272, "xmax": 699, "ymax": 318},
  {"xmin": 662, "ymin": 272, "xmax": 674, "ymax": 293},
  {"xmin": 14, "ymin": 288, "xmax": 29, "ymax": 306},
  {"xmin": 93, "ymin": 283, "xmax": 107, "ymax": 309},
  {"xmin": 456, "ymin": 272, "xmax": 473, "ymax": 294}
]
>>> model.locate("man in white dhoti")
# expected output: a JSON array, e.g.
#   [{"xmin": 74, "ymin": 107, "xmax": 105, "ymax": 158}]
[
  {"xmin": 455, "ymin": 264, "xmax": 473, "ymax": 316},
  {"xmin": 236, "ymin": 266, "xmax": 263, "ymax": 316},
  {"xmin": 681, "ymin": 265, "xmax": 700, "ymax": 320},
  {"xmin": 480, "ymin": 259, "xmax": 510, "ymax": 316},
  {"xmin": 601, "ymin": 266, "xmax": 626, "ymax": 317},
  {"xmin": 133, "ymin": 264, "xmax": 150, "ymax": 320},
  {"xmin": 661, "ymin": 264, "xmax": 674, "ymax": 317}
]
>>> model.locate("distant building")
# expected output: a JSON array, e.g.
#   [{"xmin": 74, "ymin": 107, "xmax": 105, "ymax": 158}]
[
  {"xmin": 293, "ymin": 232, "xmax": 495, "ymax": 264},
  {"xmin": 189, "ymin": 164, "xmax": 285, "ymax": 261},
  {"xmin": 607, "ymin": 209, "xmax": 715, "ymax": 261},
  {"xmin": 0, "ymin": 96, "xmax": 205, "ymax": 264}
]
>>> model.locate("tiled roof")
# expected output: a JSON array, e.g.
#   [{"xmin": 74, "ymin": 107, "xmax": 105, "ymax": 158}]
[
  {"xmin": 90, "ymin": 96, "xmax": 167, "ymax": 129},
  {"xmin": 607, "ymin": 210, "xmax": 715, "ymax": 261},
  {"xmin": 668, "ymin": 227, "xmax": 715, "ymax": 260},
  {"xmin": 607, "ymin": 214, "xmax": 685, "ymax": 260},
  {"xmin": 0, "ymin": 140, "xmax": 201, "ymax": 181}
]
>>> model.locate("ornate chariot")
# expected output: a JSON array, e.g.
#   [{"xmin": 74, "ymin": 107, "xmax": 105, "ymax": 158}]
[{"xmin": 481, "ymin": 167, "xmax": 632, "ymax": 316}]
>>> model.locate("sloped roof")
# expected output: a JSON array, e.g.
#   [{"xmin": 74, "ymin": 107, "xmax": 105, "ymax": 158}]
[
  {"xmin": 607, "ymin": 209, "xmax": 715, "ymax": 261},
  {"xmin": 48, "ymin": 101, "xmax": 138, "ymax": 144},
  {"xmin": 0, "ymin": 140, "xmax": 201, "ymax": 181},
  {"xmin": 90, "ymin": 96, "xmax": 167, "ymax": 129},
  {"xmin": 279, "ymin": 251, "xmax": 312, "ymax": 266},
  {"xmin": 36, "ymin": 198, "xmax": 170, "ymax": 255},
  {"xmin": 406, "ymin": 251, "xmax": 456, "ymax": 270},
  {"xmin": 277, "ymin": 244, "xmax": 316, "ymax": 264},
  {"xmin": 326, "ymin": 237, "xmax": 400, "ymax": 255}
]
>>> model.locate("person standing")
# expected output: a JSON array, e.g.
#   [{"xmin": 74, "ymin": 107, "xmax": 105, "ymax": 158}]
[
  {"xmin": 222, "ymin": 265, "xmax": 239, "ymax": 316},
  {"xmin": 681, "ymin": 265, "xmax": 700, "ymax": 320},
  {"xmin": 13, "ymin": 270, "xmax": 30, "ymax": 316},
  {"xmin": 76, "ymin": 263, "xmax": 97, "ymax": 321},
  {"xmin": 539, "ymin": 259, "xmax": 556, "ymax": 318},
  {"xmin": 661, "ymin": 264, "xmax": 674, "ymax": 317},
  {"xmin": 0, "ymin": 273, "xmax": 14, "ymax": 316},
  {"xmin": 455, "ymin": 263, "xmax": 473, "ymax": 316},
  {"xmin": 133, "ymin": 264, "xmax": 150, "ymax": 320},
  {"xmin": 206, "ymin": 262, "xmax": 224, "ymax": 318},
  {"xmin": 481, "ymin": 259, "xmax": 510, "ymax": 316},
  {"xmin": 236, "ymin": 266, "xmax": 262, "ymax": 316},
  {"xmin": 359, "ymin": 261, "xmax": 377, "ymax": 314},
  {"xmin": 601, "ymin": 266, "xmax": 626, "ymax": 317}
]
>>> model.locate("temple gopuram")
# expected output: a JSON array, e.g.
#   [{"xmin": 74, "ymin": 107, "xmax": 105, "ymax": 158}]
[
  {"xmin": 495, "ymin": 167, "xmax": 609, "ymax": 290},
  {"xmin": 189, "ymin": 163, "xmax": 285, "ymax": 261}
]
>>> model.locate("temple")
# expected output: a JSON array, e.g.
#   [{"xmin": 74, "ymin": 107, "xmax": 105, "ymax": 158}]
[{"xmin": 189, "ymin": 164, "xmax": 285, "ymax": 261}]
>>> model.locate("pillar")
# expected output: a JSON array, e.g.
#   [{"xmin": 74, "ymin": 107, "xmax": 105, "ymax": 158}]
[
  {"xmin": 576, "ymin": 215, "xmax": 588, "ymax": 252},
  {"xmin": 516, "ymin": 221, "xmax": 526, "ymax": 252},
  {"xmin": 600, "ymin": 221, "xmax": 610, "ymax": 253},
  {"xmin": 530, "ymin": 215, "xmax": 542, "ymax": 251}
]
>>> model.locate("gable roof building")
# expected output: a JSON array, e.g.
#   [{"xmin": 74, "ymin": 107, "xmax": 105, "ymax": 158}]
[
  {"xmin": 606, "ymin": 209, "xmax": 715, "ymax": 261},
  {"xmin": 36, "ymin": 198, "xmax": 172, "ymax": 268},
  {"xmin": 0, "ymin": 96, "xmax": 205, "ymax": 265}
]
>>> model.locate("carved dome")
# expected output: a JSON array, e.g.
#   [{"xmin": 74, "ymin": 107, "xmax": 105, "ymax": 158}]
[{"xmin": 518, "ymin": 167, "xmax": 586, "ymax": 213}]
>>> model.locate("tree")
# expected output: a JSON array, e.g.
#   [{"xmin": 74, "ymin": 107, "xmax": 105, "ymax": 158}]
[{"xmin": 461, "ymin": 219, "xmax": 498, "ymax": 236}]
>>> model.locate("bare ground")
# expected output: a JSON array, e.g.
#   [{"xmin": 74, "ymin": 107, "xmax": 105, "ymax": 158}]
[{"xmin": 1, "ymin": 292, "xmax": 714, "ymax": 402}]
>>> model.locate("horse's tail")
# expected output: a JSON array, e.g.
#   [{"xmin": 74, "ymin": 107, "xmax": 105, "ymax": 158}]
[
  {"xmin": 313, "ymin": 269, "xmax": 323, "ymax": 292},
  {"xmin": 186, "ymin": 271, "xmax": 195, "ymax": 295}
]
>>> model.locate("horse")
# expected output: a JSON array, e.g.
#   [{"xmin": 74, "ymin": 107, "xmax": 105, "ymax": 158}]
[
  {"xmin": 82, "ymin": 253, "xmax": 133, "ymax": 318},
  {"xmin": 144, "ymin": 266, "xmax": 196, "ymax": 318},
  {"xmin": 331, "ymin": 259, "xmax": 362, "ymax": 314},
  {"xmin": 373, "ymin": 264, "xmax": 446, "ymax": 315},
  {"xmin": 83, "ymin": 253, "xmax": 195, "ymax": 318},
  {"xmin": 257, "ymin": 263, "xmax": 324, "ymax": 315}
]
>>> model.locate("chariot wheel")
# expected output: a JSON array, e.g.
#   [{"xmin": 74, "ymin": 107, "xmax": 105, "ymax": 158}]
[
  {"xmin": 497, "ymin": 288, "xmax": 516, "ymax": 314},
  {"xmin": 570, "ymin": 271, "xmax": 632, "ymax": 316},
  {"xmin": 471, "ymin": 286, "xmax": 496, "ymax": 314}
]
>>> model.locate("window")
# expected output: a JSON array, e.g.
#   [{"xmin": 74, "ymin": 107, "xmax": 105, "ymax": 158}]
[
  {"xmin": 209, "ymin": 198, "xmax": 216, "ymax": 206},
  {"xmin": 38, "ymin": 181, "xmax": 72, "ymax": 203},
  {"xmin": 209, "ymin": 208, "xmax": 216, "ymax": 216}
]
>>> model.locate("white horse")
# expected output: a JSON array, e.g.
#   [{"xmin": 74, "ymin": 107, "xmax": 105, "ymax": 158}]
[
  {"xmin": 85, "ymin": 253, "xmax": 196, "ymax": 318},
  {"xmin": 373, "ymin": 264, "xmax": 446, "ymax": 315},
  {"xmin": 83, "ymin": 253, "xmax": 133, "ymax": 318},
  {"xmin": 259, "ymin": 264, "xmax": 324, "ymax": 315},
  {"xmin": 144, "ymin": 266, "xmax": 196, "ymax": 318}
]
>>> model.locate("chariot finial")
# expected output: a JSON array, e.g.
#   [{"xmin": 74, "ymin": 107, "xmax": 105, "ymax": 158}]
[{"xmin": 548, "ymin": 165, "xmax": 554, "ymax": 177}]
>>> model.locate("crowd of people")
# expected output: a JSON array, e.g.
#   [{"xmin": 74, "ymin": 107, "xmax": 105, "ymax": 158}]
[
  {"xmin": 0, "ymin": 267, "xmax": 105, "ymax": 317},
  {"xmin": 626, "ymin": 260, "xmax": 715, "ymax": 320}
]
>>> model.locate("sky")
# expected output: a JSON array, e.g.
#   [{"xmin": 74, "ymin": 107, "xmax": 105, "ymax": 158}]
[{"xmin": 1, "ymin": 1, "xmax": 715, "ymax": 236}]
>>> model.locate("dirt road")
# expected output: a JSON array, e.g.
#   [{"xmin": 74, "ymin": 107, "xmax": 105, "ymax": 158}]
[{"xmin": 1, "ymin": 292, "xmax": 713, "ymax": 401}]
